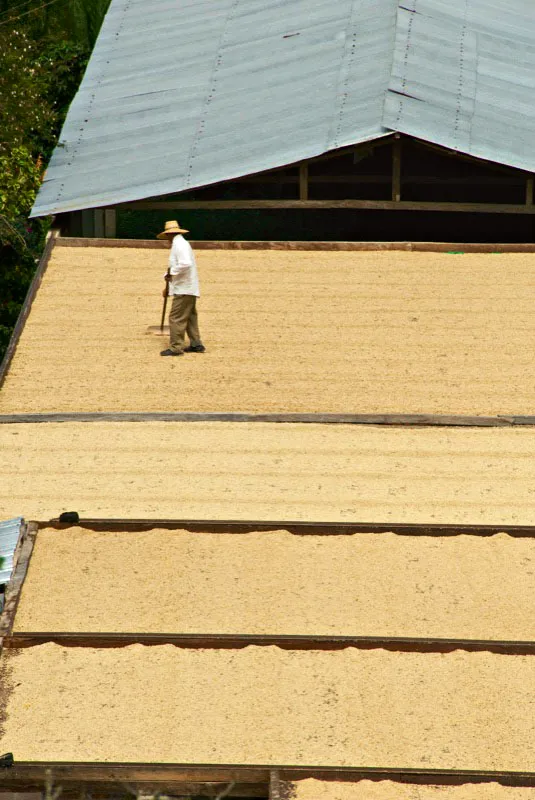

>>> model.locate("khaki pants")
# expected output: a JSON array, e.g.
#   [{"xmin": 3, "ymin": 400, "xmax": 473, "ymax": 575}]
[{"xmin": 169, "ymin": 295, "xmax": 202, "ymax": 354}]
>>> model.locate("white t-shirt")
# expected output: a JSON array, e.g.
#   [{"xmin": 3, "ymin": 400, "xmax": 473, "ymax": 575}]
[{"xmin": 167, "ymin": 235, "xmax": 200, "ymax": 297}]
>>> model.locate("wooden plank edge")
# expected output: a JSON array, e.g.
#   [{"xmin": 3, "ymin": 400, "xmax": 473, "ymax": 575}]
[
  {"xmin": 0, "ymin": 412, "xmax": 523, "ymax": 427},
  {"xmin": 1, "ymin": 413, "xmax": 534, "ymax": 427},
  {"xmin": 116, "ymin": 200, "xmax": 535, "ymax": 213},
  {"xmin": 39, "ymin": 518, "xmax": 535, "ymax": 537},
  {"xmin": 55, "ymin": 237, "xmax": 535, "ymax": 252},
  {"xmin": 6, "ymin": 632, "xmax": 535, "ymax": 655},
  {"xmin": 0, "ymin": 784, "xmax": 263, "ymax": 798},
  {"xmin": 0, "ymin": 229, "xmax": 59, "ymax": 391},
  {"xmin": 0, "ymin": 522, "xmax": 38, "ymax": 642},
  {"xmin": 4, "ymin": 763, "xmax": 535, "ymax": 788}
]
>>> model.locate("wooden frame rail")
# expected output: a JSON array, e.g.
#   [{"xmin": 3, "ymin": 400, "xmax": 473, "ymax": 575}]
[
  {"xmin": 54, "ymin": 237, "xmax": 535, "ymax": 251},
  {"xmin": 6, "ymin": 631, "xmax": 535, "ymax": 656},
  {"xmin": 2, "ymin": 763, "xmax": 535, "ymax": 795},
  {"xmin": 4, "ymin": 518, "xmax": 535, "ymax": 660},
  {"xmin": 40, "ymin": 519, "xmax": 535, "ymax": 537},
  {"xmin": 2, "ymin": 411, "xmax": 535, "ymax": 426}
]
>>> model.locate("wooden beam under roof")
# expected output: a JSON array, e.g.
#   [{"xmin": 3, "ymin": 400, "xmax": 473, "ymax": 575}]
[{"xmin": 116, "ymin": 199, "xmax": 535, "ymax": 213}]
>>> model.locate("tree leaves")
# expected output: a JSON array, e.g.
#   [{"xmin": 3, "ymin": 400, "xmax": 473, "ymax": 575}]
[{"xmin": 0, "ymin": 0, "xmax": 111, "ymax": 361}]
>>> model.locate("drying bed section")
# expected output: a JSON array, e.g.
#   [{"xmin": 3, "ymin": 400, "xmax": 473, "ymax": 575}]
[
  {"xmin": 2, "ymin": 422, "xmax": 535, "ymax": 522},
  {"xmin": 2, "ymin": 246, "xmax": 535, "ymax": 415},
  {"xmin": 290, "ymin": 780, "xmax": 535, "ymax": 799},
  {"xmin": 1, "ymin": 645, "xmax": 535, "ymax": 769},
  {"xmin": 11, "ymin": 527, "xmax": 535, "ymax": 642}
]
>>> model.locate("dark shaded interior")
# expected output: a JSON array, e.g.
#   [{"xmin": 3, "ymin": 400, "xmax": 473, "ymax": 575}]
[{"xmin": 66, "ymin": 137, "xmax": 535, "ymax": 243}]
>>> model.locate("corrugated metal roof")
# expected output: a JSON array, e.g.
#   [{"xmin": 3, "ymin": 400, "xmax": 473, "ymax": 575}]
[
  {"xmin": 31, "ymin": 0, "xmax": 535, "ymax": 217},
  {"xmin": 383, "ymin": 0, "xmax": 535, "ymax": 173},
  {"xmin": 0, "ymin": 517, "xmax": 22, "ymax": 584},
  {"xmin": 31, "ymin": 0, "xmax": 397, "ymax": 216}
]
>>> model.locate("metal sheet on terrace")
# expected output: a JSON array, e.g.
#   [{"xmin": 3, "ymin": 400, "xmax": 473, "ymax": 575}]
[
  {"xmin": 13, "ymin": 527, "xmax": 535, "ymax": 640},
  {"xmin": 2, "ymin": 645, "xmax": 535, "ymax": 768},
  {"xmin": 3, "ymin": 246, "xmax": 535, "ymax": 415},
  {"xmin": 1, "ymin": 422, "xmax": 535, "ymax": 523},
  {"xmin": 31, "ymin": 0, "xmax": 396, "ymax": 216}
]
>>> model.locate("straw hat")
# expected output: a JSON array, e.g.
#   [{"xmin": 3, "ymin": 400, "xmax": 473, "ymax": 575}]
[{"xmin": 157, "ymin": 220, "xmax": 189, "ymax": 239}]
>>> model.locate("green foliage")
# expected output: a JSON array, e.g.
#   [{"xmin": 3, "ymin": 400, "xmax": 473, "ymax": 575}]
[
  {"xmin": 0, "ymin": 215, "xmax": 46, "ymax": 357},
  {"xmin": 37, "ymin": 40, "xmax": 89, "ymax": 132},
  {"xmin": 0, "ymin": 0, "xmax": 111, "ymax": 49},
  {"xmin": 0, "ymin": 27, "xmax": 55, "ymax": 155},
  {"xmin": 0, "ymin": 0, "xmax": 111, "ymax": 362}
]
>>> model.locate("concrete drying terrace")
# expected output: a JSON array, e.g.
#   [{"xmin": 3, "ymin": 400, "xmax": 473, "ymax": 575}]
[
  {"xmin": 2, "ymin": 422, "xmax": 535, "ymax": 522},
  {"xmin": 292, "ymin": 781, "xmax": 535, "ymax": 799},
  {"xmin": 13, "ymin": 527, "xmax": 535, "ymax": 641},
  {"xmin": 1, "ymin": 645, "xmax": 534, "ymax": 769},
  {"xmin": 2, "ymin": 243, "xmax": 535, "ymax": 415}
]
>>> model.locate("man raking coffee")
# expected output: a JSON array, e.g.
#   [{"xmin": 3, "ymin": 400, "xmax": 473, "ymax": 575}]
[{"xmin": 157, "ymin": 220, "xmax": 205, "ymax": 356}]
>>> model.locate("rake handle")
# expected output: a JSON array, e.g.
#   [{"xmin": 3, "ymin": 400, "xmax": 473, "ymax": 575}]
[{"xmin": 160, "ymin": 272, "xmax": 171, "ymax": 332}]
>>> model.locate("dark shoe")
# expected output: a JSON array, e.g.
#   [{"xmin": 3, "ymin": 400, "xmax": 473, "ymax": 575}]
[
  {"xmin": 160, "ymin": 348, "xmax": 183, "ymax": 356},
  {"xmin": 184, "ymin": 344, "xmax": 206, "ymax": 353}
]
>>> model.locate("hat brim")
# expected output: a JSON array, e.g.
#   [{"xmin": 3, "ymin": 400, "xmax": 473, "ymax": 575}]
[{"xmin": 157, "ymin": 228, "xmax": 189, "ymax": 239}]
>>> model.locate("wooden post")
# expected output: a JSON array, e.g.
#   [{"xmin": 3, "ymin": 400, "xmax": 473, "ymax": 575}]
[
  {"xmin": 526, "ymin": 177, "xmax": 534, "ymax": 206},
  {"xmin": 392, "ymin": 136, "xmax": 402, "ymax": 202},
  {"xmin": 299, "ymin": 163, "xmax": 309, "ymax": 201},
  {"xmin": 93, "ymin": 209, "xmax": 105, "ymax": 238},
  {"xmin": 104, "ymin": 209, "xmax": 117, "ymax": 238},
  {"xmin": 528, "ymin": 178, "xmax": 535, "ymax": 244},
  {"xmin": 81, "ymin": 210, "xmax": 95, "ymax": 238},
  {"xmin": 68, "ymin": 211, "xmax": 84, "ymax": 237},
  {"xmin": 270, "ymin": 770, "xmax": 293, "ymax": 800}
]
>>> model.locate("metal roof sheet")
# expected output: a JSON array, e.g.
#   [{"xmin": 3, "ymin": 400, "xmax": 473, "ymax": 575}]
[
  {"xmin": 31, "ymin": 0, "xmax": 535, "ymax": 217},
  {"xmin": 0, "ymin": 517, "xmax": 22, "ymax": 584},
  {"xmin": 383, "ymin": 0, "xmax": 535, "ymax": 172},
  {"xmin": 31, "ymin": 0, "xmax": 397, "ymax": 216}
]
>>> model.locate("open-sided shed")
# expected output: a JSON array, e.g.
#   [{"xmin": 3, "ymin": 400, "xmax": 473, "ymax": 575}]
[{"xmin": 30, "ymin": 0, "xmax": 535, "ymax": 242}]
